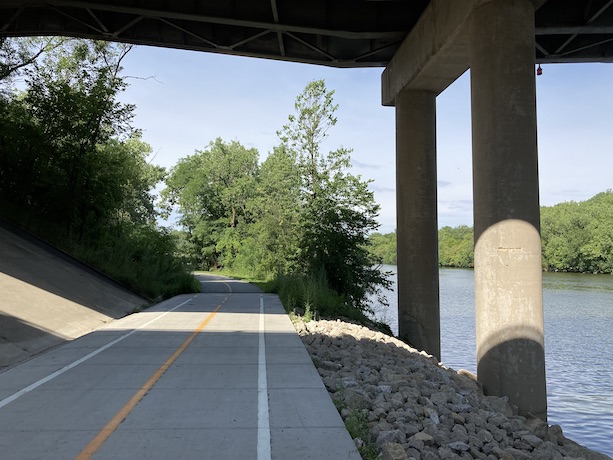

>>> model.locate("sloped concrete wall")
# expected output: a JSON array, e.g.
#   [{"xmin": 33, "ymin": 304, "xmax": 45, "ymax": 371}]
[{"xmin": 0, "ymin": 221, "xmax": 148, "ymax": 368}]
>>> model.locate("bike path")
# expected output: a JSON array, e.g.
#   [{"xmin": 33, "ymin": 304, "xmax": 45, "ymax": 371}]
[{"xmin": 0, "ymin": 276, "xmax": 360, "ymax": 459}]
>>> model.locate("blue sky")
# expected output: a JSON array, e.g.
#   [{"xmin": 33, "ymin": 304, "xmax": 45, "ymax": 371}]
[{"xmin": 119, "ymin": 45, "xmax": 613, "ymax": 234}]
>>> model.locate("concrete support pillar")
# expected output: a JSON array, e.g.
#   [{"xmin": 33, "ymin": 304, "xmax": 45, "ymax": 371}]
[
  {"xmin": 395, "ymin": 90, "xmax": 440, "ymax": 360},
  {"xmin": 470, "ymin": 0, "xmax": 547, "ymax": 419}
]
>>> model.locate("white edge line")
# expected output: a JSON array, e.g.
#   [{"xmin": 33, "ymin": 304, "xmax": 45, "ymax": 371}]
[
  {"xmin": 0, "ymin": 295, "xmax": 197, "ymax": 410},
  {"xmin": 257, "ymin": 295, "xmax": 271, "ymax": 460}
]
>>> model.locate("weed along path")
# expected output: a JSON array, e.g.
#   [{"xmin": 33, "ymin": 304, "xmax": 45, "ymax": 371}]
[{"xmin": 0, "ymin": 276, "xmax": 359, "ymax": 459}]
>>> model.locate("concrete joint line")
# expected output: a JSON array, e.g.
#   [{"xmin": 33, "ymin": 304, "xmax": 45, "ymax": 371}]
[
  {"xmin": 258, "ymin": 295, "xmax": 272, "ymax": 460},
  {"xmin": 0, "ymin": 295, "xmax": 198, "ymax": 411}
]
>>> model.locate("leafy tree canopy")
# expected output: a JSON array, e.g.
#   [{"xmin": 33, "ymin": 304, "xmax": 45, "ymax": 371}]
[
  {"xmin": 165, "ymin": 80, "xmax": 391, "ymax": 314},
  {"xmin": 368, "ymin": 231, "xmax": 397, "ymax": 265},
  {"xmin": 0, "ymin": 38, "xmax": 197, "ymax": 299},
  {"xmin": 541, "ymin": 190, "xmax": 613, "ymax": 273},
  {"xmin": 162, "ymin": 138, "xmax": 259, "ymax": 269},
  {"xmin": 278, "ymin": 79, "xmax": 391, "ymax": 312}
]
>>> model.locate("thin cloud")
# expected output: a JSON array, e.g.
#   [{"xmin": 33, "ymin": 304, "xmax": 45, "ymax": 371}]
[
  {"xmin": 439, "ymin": 199, "xmax": 473, "ymax": 210},
  {"xmin": 352, "ymin": 159, "xmax": 381, "ymax": 170},
  {"xmin": 371, "ymin": 185, "xmax": 395, "ymax": 193}
]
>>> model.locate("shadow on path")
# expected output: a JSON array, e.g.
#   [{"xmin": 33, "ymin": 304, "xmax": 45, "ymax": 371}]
[{"xmin": 195, "ymin": 273, "xmax": 263, "ymax": 294}]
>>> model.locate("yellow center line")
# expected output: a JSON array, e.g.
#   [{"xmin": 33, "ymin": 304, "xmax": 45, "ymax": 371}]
[{"xmin": 75, "ymin": 295, "xmax": 229, "ymax": 460}]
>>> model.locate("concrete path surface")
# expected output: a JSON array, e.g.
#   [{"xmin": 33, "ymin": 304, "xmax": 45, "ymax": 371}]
[{"xmin": 0, "ymin": 275, "xmax": 360, "ymax": 459}]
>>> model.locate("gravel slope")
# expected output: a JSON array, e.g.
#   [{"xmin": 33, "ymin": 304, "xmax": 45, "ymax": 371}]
[{"xmin": 294, "ymin": 319, "xmax": 611, "ymax": 460}]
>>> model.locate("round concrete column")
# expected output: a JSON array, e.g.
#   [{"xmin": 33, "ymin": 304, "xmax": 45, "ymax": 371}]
[
  {"xmin": 396, "ymin": 89, "xmax": 440, "ymax": 360},
  {"xmin": 470, "ymin": 0, "xmax": 547, "ymax": 420}
]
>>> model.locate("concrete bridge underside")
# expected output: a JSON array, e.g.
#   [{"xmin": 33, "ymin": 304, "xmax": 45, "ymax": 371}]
[{"xmin": 4, "ymin": 0, "xmax": 613, "ymax": 421}]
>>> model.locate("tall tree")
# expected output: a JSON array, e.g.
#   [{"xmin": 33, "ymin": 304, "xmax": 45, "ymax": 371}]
[
  {"xmin": 279, "ymin": 79, "xmax": 390, "ymax": 312},
  {"xmin": 278, "ymin": 79, "xmax": 338, "ymax": 201},
  {"xmin": 0, "ymin": 38, "xmax": 198, "ymax": 300},
  {"xmin": 19, "ymin": 40, "xmax": 135, "ymax": 238},
  {"xmin": 238, "ymin": 145, "xmax": 302, "ymax": 277}
]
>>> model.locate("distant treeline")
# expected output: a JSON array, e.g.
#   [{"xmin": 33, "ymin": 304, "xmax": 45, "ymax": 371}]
[{"xmin": 368, "ymin": 190, "xmax": 613, "ymax": 274}]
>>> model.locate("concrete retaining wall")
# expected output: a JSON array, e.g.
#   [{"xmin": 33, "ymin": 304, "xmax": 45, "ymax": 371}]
[{"xmin": 0, "ymin": 221, "xmax": 148, "ymax": 368}]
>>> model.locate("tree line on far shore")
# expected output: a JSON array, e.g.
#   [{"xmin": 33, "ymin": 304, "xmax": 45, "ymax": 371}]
[{"xmin": 368, "ymin": 190, "xmax": 613, "ymax": 274}]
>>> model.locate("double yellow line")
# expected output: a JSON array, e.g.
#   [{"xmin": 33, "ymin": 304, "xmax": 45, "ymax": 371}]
[{"xmin": 76, "ymin": 296, "xmax": 228, "ymax": 459}]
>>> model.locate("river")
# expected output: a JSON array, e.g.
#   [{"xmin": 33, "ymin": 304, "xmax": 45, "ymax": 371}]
[{"xmin": 370, "ymin": 266, "xmax": 613, "ymax": 457}]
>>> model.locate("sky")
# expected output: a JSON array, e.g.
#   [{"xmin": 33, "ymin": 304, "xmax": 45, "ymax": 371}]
[{"xmin": 118, "ymin": 45, "xmax": 613, "ymax": 234}]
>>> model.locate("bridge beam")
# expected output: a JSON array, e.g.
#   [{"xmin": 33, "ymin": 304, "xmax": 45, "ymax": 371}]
[
  {"xmin": 381, "ymin": 0, "xmax": 473, "ymax": 106},
  {"xmin": 382, "ymin": 0, "xmax": 548, "ymax": 105}
]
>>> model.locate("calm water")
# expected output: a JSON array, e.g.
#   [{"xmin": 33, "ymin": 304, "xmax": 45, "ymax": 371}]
[{"xmin": 370, "ymin": 266, "xmax": 613, "ymax": 457}]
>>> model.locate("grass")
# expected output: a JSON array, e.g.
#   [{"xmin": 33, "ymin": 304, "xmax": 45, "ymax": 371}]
[
  {"xmin": 206, "ymin": 268, "xmax": 346, "ymax": 317},
  {"xmin": 0, "ymin": 208, "xmax": 201, "ymax": 301},
  {"xmin": 345, "ymin": 410, "xmax": 379, "ymax": 460},
  {"xmin": 332, "ymin": 387, "xmax": 379, "ymax": 460},
  {"xmin": 71, "ymin": 234, "xmax": 201, "ymax": 301},
  {"xmin": 210, "ymin": 267, "xmax": 392, "ymax": 336},
  {"xmin": 270, "ymin": 272, "xmax": 358, "ymax": 319},
  {"xmin": 206, "ymin": 268, "xmax": 275, "ymax": 292},
  {"xmin": 270, "ymin": 272, "xmax": 393, "ymax": 335}
]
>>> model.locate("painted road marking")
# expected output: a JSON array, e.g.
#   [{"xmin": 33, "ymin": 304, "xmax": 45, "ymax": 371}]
[
  {"xmin": 196, "ymin": 273, "xmax": 233, "ymax": 293},
  {"xmin": 258, "ymin": 295, "xmax": 271, "ymax": 460},
  {"xmin": 75, "ymin": 296, "xmax": 229, "ymax": 460},
  {"xmin": 0, "ymin": 296, "xmax": 197, "ymax": 411}
]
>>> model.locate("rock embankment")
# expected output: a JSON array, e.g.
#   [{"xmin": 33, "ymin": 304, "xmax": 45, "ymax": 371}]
[{"xmin": 294, "ymin": 319, "xmax": 611, "ymax": 460}]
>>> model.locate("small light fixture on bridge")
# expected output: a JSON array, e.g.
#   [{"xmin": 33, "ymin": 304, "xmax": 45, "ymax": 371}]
[{"xmin": 537, "ymin": 64, "xmax": 543, "ymax": 76}]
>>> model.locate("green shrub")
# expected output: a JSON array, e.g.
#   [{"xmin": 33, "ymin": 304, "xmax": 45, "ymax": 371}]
[{"xmin": 270, "ymin": 271, "xmax": 374, "ymax": 323}]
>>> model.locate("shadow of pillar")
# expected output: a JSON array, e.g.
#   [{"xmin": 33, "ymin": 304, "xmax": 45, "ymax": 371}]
[
  {"xmin": 473, "ymin": 218, "xmax": 546, "ymax": 421},
  {"xmin": 479, "ymin": 328, "xmax": 547, "ymax": 421}
]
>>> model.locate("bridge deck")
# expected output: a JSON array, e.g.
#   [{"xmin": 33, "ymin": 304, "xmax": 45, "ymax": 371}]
[{"xmin": 0, "ymin": 277, "xmax": 359, "ymax": 459}]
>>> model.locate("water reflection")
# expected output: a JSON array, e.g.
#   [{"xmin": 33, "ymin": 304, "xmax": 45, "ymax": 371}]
[{"xmin": 543, "ymin": 271, "xmax": 613, "ymax": 293}]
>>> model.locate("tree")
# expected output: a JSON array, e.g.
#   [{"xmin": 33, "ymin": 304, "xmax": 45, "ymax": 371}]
[
  {"xmin": 0, "ymin": 37, "xmax": 67, "ymax": 89},
  {"xmin": 0, "ymin": 39, "xmax": 165, "ymax": 233},
  {"xmin": 540, "ymin": 201, "xmax": 587, "ymax": 272},
  {"xmin": 237, "ymin": 145, "xmax": 302, "ymax": 277},
  {"xmin": 162, "ymin": 138, "xmax": 259, "ymax": 269},
  {"xmin": 368, "ymin": 231, "xmax": 397, "ymax": 265},
  {"xmin": 19, "ymin": 40, "xmax": 136, "ymax": 238},
  {"xmin": 278, "ymin": 79, "xmax": 338, "ymax": 201},
  {"xmin": 438, "ymin": 225, "xmax": 474, "ymax": 268},
  {"xmin": 541, "ymin": 190, "xmax": 613, "ymax": 273},
  {"xmin": 91, "ymin": 135, "xmax": 165, "ymax": 227},
  {"xmin": 580, "ymin": 191, "xmax": 613, "ymax": 273},
  {"xmin": 0, "ymin": 38, "xmax": 198, "ymax": 300},
  {"xmin": 279, "ymin": 79, "xmax": 390, "ymax": 312},
  {"xmin": 161, "ymin": 80, "xmax": 391, "ymax": 312}
]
